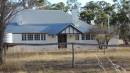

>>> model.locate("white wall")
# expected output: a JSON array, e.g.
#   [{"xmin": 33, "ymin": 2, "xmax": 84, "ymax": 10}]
[
  {"xmin": 62, "ymin": 26, "xmax": 79, "ymax": 34},
  {"xmin": 5, "ymin": 33, "xmax": 58, "ymax": 49},
  {"xmin": 66, "ymin": 34, "xmax": 98, "ymax": 49},
  {"xmin": 12, "ymin": 34, "xmax": 57, "ymax": 44},
  {"xmin": 66, "ymin": 34, "xmax": 123, "ymax": 49},
  {"xmin": 5, "ymin": 33, "xmax": 122, "ymax": 50}
]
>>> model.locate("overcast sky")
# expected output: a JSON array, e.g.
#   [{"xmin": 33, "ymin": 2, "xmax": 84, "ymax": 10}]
[{"xmin": 47, "ymin": 0, "xmax": 114, "ymax": 6}]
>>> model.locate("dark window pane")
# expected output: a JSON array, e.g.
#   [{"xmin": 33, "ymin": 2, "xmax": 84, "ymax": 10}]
[
  {"xmin": 82, "ymin": 34, "xmax": 85, "ymax": 40},
  {"xmin": 22, "ymin": 34, "xmax": 27, "ymax": 41},
  {"xmin": 86, "ymin": 34, "xmax": 90, "ymax": 40},
  {"xmin": 28, "ymin": 34, "xmax": 33, "ymax": 40},
  {"xmin": 34, "ymin": 34, "xmax": 40, "ymax": 40},
  {"xmin": 41, "ymin": 34, "xmax": 46, "ymax": 40}
]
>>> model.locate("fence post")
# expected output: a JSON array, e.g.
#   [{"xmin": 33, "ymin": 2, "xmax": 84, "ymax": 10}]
[
  {"xmin": 103, "ymin": 44, "xmax": 106, "ymax": 55},
  {"xmin": 104, "ymin": 47, "xmax": 106, "ymax": 55},
  {"xmin": 72, "ymin": 43, "xmax": 75, "ymax": 68}
]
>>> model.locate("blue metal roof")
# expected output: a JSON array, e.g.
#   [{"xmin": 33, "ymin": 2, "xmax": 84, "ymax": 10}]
[
  {"xmin": 46, "ymin": 24, "xmax": 70, "ymax": 34},
  {"xmin": 77, "ymin": 24, "xmax": 92, "ymax": 33},
  {"xmin": 72, "ymin": 19, "xmax": 92, "ymax": 33},
  {"xmin": 5, "ymin": 23, "xmax": 74, "ymax": 34}
]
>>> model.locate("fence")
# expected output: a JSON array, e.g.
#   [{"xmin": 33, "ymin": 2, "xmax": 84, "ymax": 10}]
[
  {"xmin": 6, "ymin": 42, "xmax": 130, "ymax": 47},
  {"xmin": 4, "ymin": 42, "xmax": 130, "ymax": 68}
]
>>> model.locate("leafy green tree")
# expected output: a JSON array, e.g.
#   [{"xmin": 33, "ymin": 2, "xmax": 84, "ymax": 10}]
[
  {"xmin": 80, "ymin": 10, "xmax": 95, "ymax": 24},
  {"xmin": 36, "ymin": 0, "xmax": 52, "ymax": 9},
  {"xmin": 80, "ymin": 1, "xmax": 99, "ymax": 24},
  {"xmin": 50, "ymin": 2, "xmax": 69, "ymax": 12},
  {"xmin": 51, "ymin": 2, "xmax": 65, "ymax": 10},
  {"xmin": 21, "ymin": 0, "xmax": 50, "ymax": 9},
  {"xmin": 80, "ymin": 1, "xmax": 115, "ymax": 49},
  {"xmin": 112, "ymin": 0, "xmax": 130, "ymax": 45}
]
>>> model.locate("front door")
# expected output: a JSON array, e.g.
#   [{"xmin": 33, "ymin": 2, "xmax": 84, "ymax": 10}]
[{"xmin": 58, "ymin": 34, "xmax": 67, "ymax": 48}]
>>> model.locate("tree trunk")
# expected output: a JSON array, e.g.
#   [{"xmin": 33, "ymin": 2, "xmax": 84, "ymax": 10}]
[
  {"xmin": 0, "ymin": 47, "xmax": 4, "ymax": 64},
  {"xmin": 124, "ymin": 39, "xmax": 129, "ymax": 45},
  {"xmin": 0, "ymin": 43, "xmax": 4, "ymax": 64},
  {"xmin": 105, "ymin": 41, "xmax": 109, "ymax": 49},
  {"xmin": 0, "ymin": 31, "xmax": 5, "ymax": 64},
  {"xmin": 99, "ymin": 42, "xmax": 103, "ymax": 49}
]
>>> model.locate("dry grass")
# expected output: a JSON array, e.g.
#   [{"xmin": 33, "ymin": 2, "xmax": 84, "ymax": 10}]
[{"xmin": 0, "ymin": 48, "xmax": 130, "ymax": 73}]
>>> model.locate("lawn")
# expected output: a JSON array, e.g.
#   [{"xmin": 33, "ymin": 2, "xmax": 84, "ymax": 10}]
[{"xmin": 0, "ymin": 48, "xmax": 130, "ymax": 73}]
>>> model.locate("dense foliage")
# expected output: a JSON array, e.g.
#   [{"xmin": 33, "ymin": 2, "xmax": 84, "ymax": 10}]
[{"xmin": 80, "ymin": 0, "xmax": 130, "ymax": 45}]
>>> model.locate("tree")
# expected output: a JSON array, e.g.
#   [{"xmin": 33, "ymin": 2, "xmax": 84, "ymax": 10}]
[
  {"xmin": 80, "ymin": 1, "xmax": 115, "ymax": 49},
  {"xmin": 0, "ymin": 0, "xmax": 26, "ymax": 64},
  {"xmin": 35, "ymin": 0, "xmax": 52, "ymax": 9},
  {"xmin": 80, "ymin": 10, "xmax": 95, "ymax": 24},
  {"xmin": 80, "ymin": 1, "xmax": 99, "ymax": 24},
  {"xmin": 112, "ymin": 0, "xmax": 130, "ymax": 45},
  {"xmin": 50, "ymin": 2, "xmax": 69, "ymax": 12},
  {"xmin": 21, "ymin": 0, "xmax": 50, "ymax": 9}
]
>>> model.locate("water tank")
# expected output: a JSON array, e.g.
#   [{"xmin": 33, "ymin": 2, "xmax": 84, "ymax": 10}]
[{"xmin": 4, "ymin": 33, "xmax": 13, "ymax": 43}]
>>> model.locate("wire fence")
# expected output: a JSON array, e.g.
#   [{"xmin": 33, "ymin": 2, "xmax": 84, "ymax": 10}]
[
  {"xmin": 5, "ymin": 42, "xmax": 130, "ymax": 54},
  {"xmin": 3, "ymin": 42, "xmax": 129, "ymax": 72},
  {"xmin": 5, "ymin": 42, "xmax": 130, "ymax": 47}
]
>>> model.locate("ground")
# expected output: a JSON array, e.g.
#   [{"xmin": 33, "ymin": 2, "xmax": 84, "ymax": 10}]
[{"xmin": 0, "ymin": 48, "xmax": 130, "ymax": 73}]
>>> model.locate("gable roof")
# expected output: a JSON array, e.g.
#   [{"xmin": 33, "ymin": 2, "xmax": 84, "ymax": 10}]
[
  {"xmin": 45, "ymin": 23, "xmax": 71, "ymax": 34},
  {"xmin": 59, "ymin": 24, "xmax": 83, "ymax": 34}
]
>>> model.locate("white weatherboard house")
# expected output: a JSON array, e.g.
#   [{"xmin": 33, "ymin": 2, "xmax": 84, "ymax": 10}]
[
  {"xmin": 4, "ymin": 9, "xmax": 121, "ymax": 50},
  {"xmin": 4, "ymin": 9, "xmax": 94, "ymax": 49},
  {"xmin": 4, "ymin": 0, "xmax": 122, "ymax": 51}
]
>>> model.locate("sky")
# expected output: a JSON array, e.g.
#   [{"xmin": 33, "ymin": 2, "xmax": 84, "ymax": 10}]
[{"xmin": 47, "ymin": 0, "xmax": 114, "ymax": 6}]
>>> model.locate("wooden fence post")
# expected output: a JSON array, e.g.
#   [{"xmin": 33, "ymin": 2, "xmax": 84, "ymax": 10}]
[
  {"xmin": 104, "ymin": 47, "xmax": 106, "ymax": 55},
  {"xmin": 72, "ymin": 43, "xmax": 75, "ymax": 68}
]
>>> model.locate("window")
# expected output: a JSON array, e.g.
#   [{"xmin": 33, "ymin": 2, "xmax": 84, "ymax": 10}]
[
  {"xmin": 41, "ymin": 34, "xmax": 46, "ymax": 40},
  {"xmin": 75, "ymin": 34, "xmax": 79, "ymax": 40},
  {"xmin": 91, "ymin": 34, "xmax": 95, "ymax": 40},
  {"xmin": 22, "ymin": 33, "xmax": 46, "ymax": 41},
  {"xmin": 82, "ymin": 34, "xmax": 95, "ymax": 40},
  {"xmin": 86, "ymin": 34, "xmax": 91, "ymax": 40},
  {"xmin": 82, "ymin": 34, "xmax": 90, "ymax": 40},
  {"xmin": 34, "ymin": 34, "xmax": 40, "ymax": 40},
  {"xmin": 82, "ymin": 34, "xmax": 85, "ymax": 40},
  {"xmin": 27, "ymin": 34, "xmax": 33, "ymax": 40},
  {"xmin": 22, "ymin": 34, "xmax": 27, "ymax": 41}
]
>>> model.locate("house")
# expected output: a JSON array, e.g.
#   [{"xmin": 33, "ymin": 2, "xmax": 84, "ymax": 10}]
[
  {"xmin": 4, "ymin": 9, "xmax": 122, "ymax": 50},
  {"xmin": 4, "ymin": 0, "xmax": 122, "ymax": 50},
  {"xmin": 3, "ymin": 9, "xmax": 95, "ymax": 49}
]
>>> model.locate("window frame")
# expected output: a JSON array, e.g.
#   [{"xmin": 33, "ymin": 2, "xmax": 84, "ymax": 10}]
[
  {"xmin": 41, "ymin": 34, "xmax": 46, "ymax": 40},
  {"xmin": 27, "ymin": 33, "xmax": 34, "ymax": 40},
  {"xmin": 34, "ymin": 33, "xmax": 41, "ymax": 40},
  {"xmin": 82, "ymin": 33, "xmax": 93, "ymax": 40},
  {"xmin": 22, "ymin": 34, "xmax": 27, "ymax": 41},
  {"xmin": 21, "ymin": 33, "xmax": 46, "ymax": 41}
]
